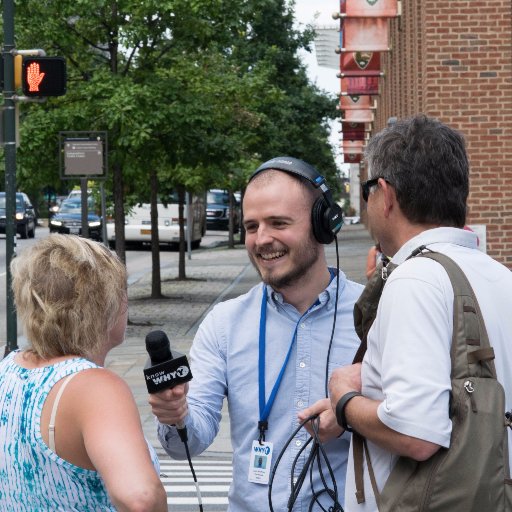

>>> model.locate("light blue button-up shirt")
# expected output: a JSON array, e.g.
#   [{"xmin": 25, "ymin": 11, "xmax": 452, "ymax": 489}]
[{"xmin": 158, "ymin": 269, "xmax": 363, "ymax": 511}]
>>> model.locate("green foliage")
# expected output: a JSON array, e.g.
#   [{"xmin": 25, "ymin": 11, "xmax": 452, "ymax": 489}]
[{"xmin": 8, "ymin": 0, "xmax": 340, "ymax": 207}]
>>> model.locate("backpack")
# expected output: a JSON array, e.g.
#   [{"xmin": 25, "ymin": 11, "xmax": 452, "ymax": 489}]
[{"xmin": 352, "ymin": 249, "xmax": 512, "ymax": 511}]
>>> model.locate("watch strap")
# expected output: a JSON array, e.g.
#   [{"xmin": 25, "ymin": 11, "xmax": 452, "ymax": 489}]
[{"xmin": 335, "ymin": 391, "xmax": 362, "ymax": 432}]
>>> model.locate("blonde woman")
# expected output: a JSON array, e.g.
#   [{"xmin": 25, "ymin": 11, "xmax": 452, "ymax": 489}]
[{"xmin": 0, "ymin": 234, "xmax": 166, "ymax": 512}]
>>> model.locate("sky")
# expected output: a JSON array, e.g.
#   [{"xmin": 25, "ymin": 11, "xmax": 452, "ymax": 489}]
[
  {"xmin": 291, "ymin": 1, "xmax": 348, "ymax": 173},
  {"xmin": 293, "ymin": 1, "xmax": 339, "ymax": 94}
]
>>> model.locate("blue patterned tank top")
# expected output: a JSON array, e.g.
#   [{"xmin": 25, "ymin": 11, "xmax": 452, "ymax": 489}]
[{"xmin": 0, "ymin": 351, "xmax": 160, "ymax": 511}]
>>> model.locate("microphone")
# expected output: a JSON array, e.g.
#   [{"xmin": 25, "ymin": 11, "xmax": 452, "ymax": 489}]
[{"xmin": 144, "ymin": 330, "xmax": 193, "ymax": 439}]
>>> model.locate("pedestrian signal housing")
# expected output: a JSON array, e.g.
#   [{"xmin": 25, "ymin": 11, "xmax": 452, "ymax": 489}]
[{"xmin": 22, "ymin": 57, "xmax": 66, "ymax": 97}]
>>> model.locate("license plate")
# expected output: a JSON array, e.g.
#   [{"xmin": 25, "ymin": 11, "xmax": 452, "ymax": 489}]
[
  {"xmin": 140, "ymin": 229, "xmax": 151, "ymax": 235},
  {"xmin": 70, "ymin": 227, "xmax": 79, "ymax": 234}
]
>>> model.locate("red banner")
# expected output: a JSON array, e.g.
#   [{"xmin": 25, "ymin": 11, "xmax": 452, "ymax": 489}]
[
  {"xmin": 342, "ymin": 141, "xmax": 365, "ymax": 153},
  {"xmin": 341, "ymin": 121, "xmax": 371, "ymax": 132},
  {"xmin": 339, "ymin": 52, "xmax": 382, "ymax": 77},
  {"xmin": 339, "ymin": 122, "xmax": 369, "ymax": 141},
  {"xmin": 343, "ymin": 109, "xmax": 375, "ymax": 123},
  {"xmin": 341, "ymin": 76, "xmax": 380, "ymax": 95},
  {"xmin": 343, "ymin": 153, "xmax": 362, "ymax": 164},
  {"xmin": 341, "ymin": 18, "xmax": 390, "ymax": 52},
  {"xmin": 339, "ymin": 94, "xmax": 375, "ymax": 110},
  {"xmin": 339, "ymin": 0, "xmax": 399, "ymax": 17}
]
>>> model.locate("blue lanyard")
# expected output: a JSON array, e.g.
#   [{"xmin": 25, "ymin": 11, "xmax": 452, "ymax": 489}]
[
  {"xmin": 258, "ymin": 285, "xmax": 307, "ymax": 443},
  {"xmin": 257, "ymin": 270, "xmax": 337, "ymax": 443}
]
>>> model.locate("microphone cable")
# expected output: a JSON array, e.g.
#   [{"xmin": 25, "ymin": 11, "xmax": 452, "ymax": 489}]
[
  {"xmin": 174, "ymin": 425, "xmax": 204, "ymax": 512},
  {"xmin": 268, "ymin": 235, "xmax": 344, "ymax": 511}
]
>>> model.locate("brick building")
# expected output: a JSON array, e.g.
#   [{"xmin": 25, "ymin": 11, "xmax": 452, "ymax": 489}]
[{"xmin": 361, "ymin": 0, "xmax": 512, "ymax": 267}]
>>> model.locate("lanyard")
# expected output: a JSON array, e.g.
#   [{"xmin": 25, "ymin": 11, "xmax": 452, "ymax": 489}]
[
  {"xmin": 257, "ymin": 270, "xmax": 337, "ymax": 444},
  {"xmin": 258, "ymin": 285, "xmax": 306, "ymax": 444}
]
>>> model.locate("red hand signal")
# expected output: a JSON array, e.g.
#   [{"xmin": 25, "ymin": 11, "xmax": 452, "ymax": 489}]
[{"xmin": 26, "ymin": 62, "xmax": 45, "ymax": 92}]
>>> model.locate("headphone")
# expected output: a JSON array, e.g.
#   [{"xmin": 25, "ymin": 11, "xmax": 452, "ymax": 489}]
[{"xmin": 249, "ymin": 156, "xmax": 344, "ymax": 244}]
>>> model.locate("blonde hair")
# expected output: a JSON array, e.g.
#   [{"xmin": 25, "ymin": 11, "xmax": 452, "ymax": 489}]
[{"xmin": 11, "ymin": 234, "xmax": 127, "ymax": 359}]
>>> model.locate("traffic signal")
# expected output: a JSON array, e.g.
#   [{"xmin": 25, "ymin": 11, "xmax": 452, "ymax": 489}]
[{"xmin": 22, "ymin": 56, "xmax": 66, "ymax": 97}]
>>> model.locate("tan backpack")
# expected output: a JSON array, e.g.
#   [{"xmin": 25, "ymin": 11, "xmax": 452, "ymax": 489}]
[{"xmin": 352, "ymin": 250, "xmax": 512, "ymax": 511}]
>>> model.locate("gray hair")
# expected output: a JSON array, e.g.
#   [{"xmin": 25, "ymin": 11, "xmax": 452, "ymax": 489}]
[{"xmin": 364, "ymin": 114, "xmax": 469, "ymax": 227}]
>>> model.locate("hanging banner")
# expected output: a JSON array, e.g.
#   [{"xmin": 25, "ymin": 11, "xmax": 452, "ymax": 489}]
[
  {"xmin": 339, "ymin": 0, "xmax": 400, "ymax": 17},
  {"xmin": 341, "ymin": 76, "xmax": 380, "ymax": 95},
  {"xmin": 342, "ymin": 141, "xmax": 365, "ymax": 153},
  {"xmin": 340, "ymin": 121, "xmax": 371, "ymax": 141},
  {"xmin": 343, "ymin": 153, "xmax": 363, "ymax": 164},
  {"xmin": 341, "ymin": 18, "xmax": 390, "ymax": 52},
  {"xmin": 341, "ymin": 121, "xmax": 372, "ymax": 132},
  {"xmin": 339, "ymin": 52, "xmax": 382, "ymax": 77},
  {"xmin": 340, "ymin": 94, "xmax": 376, "ymax": 110},
  {"xmin": 343, "ymin": 109, "xmax": 375, "ymax": 123}
]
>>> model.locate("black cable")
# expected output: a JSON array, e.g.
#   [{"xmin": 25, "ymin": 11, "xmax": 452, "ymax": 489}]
[
  {"xmin": 177, "ymin": 427, "xmax": 204, "ymax": 512},
  {"xmin": 268, "ymin": 235, "xmax": 344, "ymax": 511},
  {"xmin": 325, "ymin": 235, "xmax": 340, "ymax": 398}
]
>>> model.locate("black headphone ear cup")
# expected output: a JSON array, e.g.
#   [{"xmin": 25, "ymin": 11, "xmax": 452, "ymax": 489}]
[{"xmin": 311, "ymin": 197, "xmax": 335, "ymax": 244}]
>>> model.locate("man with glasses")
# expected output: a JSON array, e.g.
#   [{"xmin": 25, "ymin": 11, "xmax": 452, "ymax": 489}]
[{"xmin": 329, "ymin": 114, "xmax": 512, "ymax": 511}]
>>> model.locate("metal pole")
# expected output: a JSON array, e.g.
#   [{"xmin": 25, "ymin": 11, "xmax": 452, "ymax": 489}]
[{"xmin": 3, "ymin": 0, "xmax": 18, "ymax": 356}]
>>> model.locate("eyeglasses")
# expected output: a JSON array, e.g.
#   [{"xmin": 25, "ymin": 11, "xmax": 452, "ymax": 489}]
[{"xmin": 361, "ymin": 176, "xmax": 391, "ymax": 202}]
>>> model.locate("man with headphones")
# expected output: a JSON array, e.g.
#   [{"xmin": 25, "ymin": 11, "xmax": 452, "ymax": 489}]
[{"xmin": 149, "ymin": 157, "xmax": 363, "ymax": 511}]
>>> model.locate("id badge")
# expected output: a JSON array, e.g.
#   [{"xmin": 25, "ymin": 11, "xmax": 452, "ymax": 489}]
[{"xmin": 248, "ymin": 440, "xmax": 273, "ymax": 485}]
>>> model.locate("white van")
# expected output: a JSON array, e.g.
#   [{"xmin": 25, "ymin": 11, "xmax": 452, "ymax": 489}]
[{"xmin": 106, "ymin": 193, "xmax": 206, "ymax": 248}]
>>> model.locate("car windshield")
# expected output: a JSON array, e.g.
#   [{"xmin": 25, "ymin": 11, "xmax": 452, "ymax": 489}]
[
  {"xmin": 59, "ymin": 199, "xmax": 95, "ymax": 214},
  {"xmin": 0, "ymin": 195, "xmax": 24, "ymax": 209},
  {"xmin": 207, "ymin": 191, "xmax": 230, "ymax": 205}
]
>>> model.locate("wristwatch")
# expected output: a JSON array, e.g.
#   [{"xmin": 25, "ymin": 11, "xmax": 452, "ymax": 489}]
[{"xmin": 335, "ymin": 391, "xmax": 362, "ymax": 432}]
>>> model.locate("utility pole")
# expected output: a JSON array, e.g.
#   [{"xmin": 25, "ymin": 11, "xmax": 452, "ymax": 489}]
[{"xmin": 3, "ymin": 0, "xmax": 18, "ymax": 356}]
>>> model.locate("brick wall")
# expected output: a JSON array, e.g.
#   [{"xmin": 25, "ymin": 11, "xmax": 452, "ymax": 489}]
[{"xmin": 371, "ymin": 0, "xmax": 512, "ymax": 267}]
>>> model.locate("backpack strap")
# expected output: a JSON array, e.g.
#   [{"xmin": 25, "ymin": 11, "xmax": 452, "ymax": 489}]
[
  {"xmin": 351, "ymin": 248, "xmax": 496, "ymax": 508},
  {"xmin": 419, "ymin": 251, "xmax": 496, "ymax": 380},
  {"xmin": 352, "ymin": 259, "xmax": 397, "ymax": 504}
]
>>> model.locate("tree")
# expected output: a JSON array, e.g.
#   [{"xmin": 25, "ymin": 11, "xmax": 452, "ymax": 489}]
[{"xmin": 10, "ymin": 0, "xmax": 340, "ymax": 296}]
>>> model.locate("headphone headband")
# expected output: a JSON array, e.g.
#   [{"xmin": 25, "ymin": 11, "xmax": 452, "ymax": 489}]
[{"xmin": 249, "ymin": 157, "xmax": 326, "ymax": 188}]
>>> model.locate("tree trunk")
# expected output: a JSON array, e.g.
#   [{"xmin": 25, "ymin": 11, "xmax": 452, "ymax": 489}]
[
  {"xmin": 177, "ymin": 185, "xmax": 187, "ymax": 280},
  {"xmin": 239, "ymin": 187, "xmax": 246, "ymax": 245},
  {"xmin": 150, "ymin": 167, "xmax": 162, "ymax": 298},
  {"xmin": 228, "ymin": 188, "xmax": 235, "ymax": 248},
  {"xmin": 113, "ymin": 160, "xmax": 126, "ymax": 263}
]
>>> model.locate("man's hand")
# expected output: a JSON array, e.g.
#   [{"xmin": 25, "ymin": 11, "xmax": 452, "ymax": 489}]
[
  {"xmin": 148, "ymin": 382, "xmax": 189, "ymax": 426},
  {"xmin": 329, "ymin": 363, "xmax": 362, "ymax": 411},
  {"xmin": 298, "ymin": 398, "xmax": 343, "ymax": 443}
]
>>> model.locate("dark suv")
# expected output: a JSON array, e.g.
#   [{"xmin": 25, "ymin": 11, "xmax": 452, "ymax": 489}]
[
  {"xmin": 0, "ymin": 192, "xmax": 37, "ymax": 239},
  {"xmin": 206, "ymin": 189, "xmax": 240, "ymax": 232}
]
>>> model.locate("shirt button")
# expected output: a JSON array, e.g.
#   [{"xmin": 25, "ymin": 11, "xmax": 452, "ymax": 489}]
[
  {"xmin": 300, "ymin": 323, "xmax": 306, "ymax": 329},
  {"xmin": 297, "ymin": 400, "xmax": 304, "ymax": 407},
  {"xmin": 295, "ymin": 440, "xmax": 302, "ymax": 447},
  {"xmin": 299, "ymin": 361, "xmax": 306, "ymax": 368}
]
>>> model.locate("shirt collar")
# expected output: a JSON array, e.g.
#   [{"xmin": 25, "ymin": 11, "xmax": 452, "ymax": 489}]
[
  {"xmin": 266, "ymin": 267, "xmax": 344, "ymax": 312},
  {"xmin": 391, "ymin": 227, "xmax": 479, "ymax": 265}
]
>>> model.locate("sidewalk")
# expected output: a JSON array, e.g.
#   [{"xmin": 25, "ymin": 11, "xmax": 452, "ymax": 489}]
[{"xmin": 106, "ymin": 224, "xmax": 374, "ymax": 455}]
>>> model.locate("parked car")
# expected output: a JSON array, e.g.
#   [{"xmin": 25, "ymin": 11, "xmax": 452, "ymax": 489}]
[
  {"xmin": 0, "ymin": 192, "xmax": 37, "ymax": 239},
  {"xmin": 49, "ymin": 198, "xmax": 102, "ymax": 240},
  {"xmin": 206, "ymin": 189, "xmax": 240, "ymax": 232},
  {"xmin": 344, "ymin": 215, "xmax": 360, "ymax": 225},
  {"xmin": 106, "ymin": 192, "xmax": 206, "ymax": 249}
]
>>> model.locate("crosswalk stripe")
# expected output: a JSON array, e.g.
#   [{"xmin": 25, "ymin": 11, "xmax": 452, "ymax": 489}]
[
  {"xmin": 161, "ymin": 477, "xmax": 232, "ymax": 483},
  {"xmin": 164, "ymin": 485, "xmax": 230, "ymax": 492},
  {"xmin": 158, "ymin": 455, "xmax": 232, "ymax": 509},
  {"xmin": 167, "ymin": 497, "xmax": 229, "ymax": 505}
]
